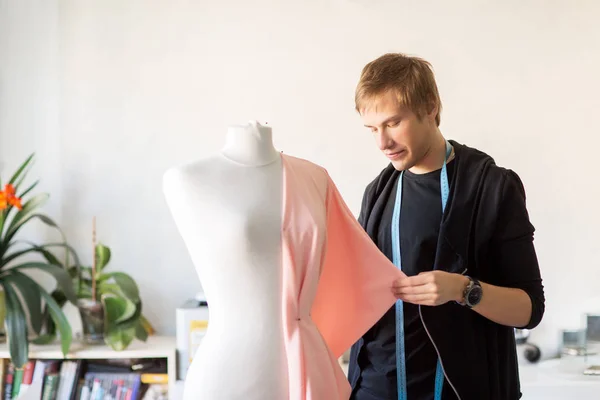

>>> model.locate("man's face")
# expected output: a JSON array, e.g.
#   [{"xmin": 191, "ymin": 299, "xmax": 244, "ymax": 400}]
[{"xmin": 360, "ymin": 90, "xmax": 437, "ymax": 171}]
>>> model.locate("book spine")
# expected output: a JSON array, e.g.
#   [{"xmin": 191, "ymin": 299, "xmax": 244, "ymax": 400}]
[
  {"xmin": 10, "ymin": 367, "xmax": 22, "ymax": 398},
  {"xmin": 22, "ymin": 360, "xmax": 35, "ymax": 384},
  {"xmin": 42, "ymin": 374, "xmax": 59, "ymax": 400},
  {"xmin": 4, "ymin": 363, "xmax": 14, "ymax": 400},
  {"xmin": 0, "ymin": 358, "xmax": 6, "ymax": 400}
]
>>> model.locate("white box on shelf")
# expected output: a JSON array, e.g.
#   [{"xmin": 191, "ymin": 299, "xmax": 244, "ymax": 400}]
[{"xmin": 176, "ymin": 292, "xmax": 209, "ymax": 381}]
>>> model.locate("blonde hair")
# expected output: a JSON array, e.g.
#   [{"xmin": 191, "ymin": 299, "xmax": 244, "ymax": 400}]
[{"xmin": 355, "ymin": 53, "xmax": 442, "ymax": 126}]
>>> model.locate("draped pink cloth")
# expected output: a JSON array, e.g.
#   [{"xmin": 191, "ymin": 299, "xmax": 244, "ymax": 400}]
[{"xmin": 281, "ymin": 154, "xmax": 404, "ymax": 400}]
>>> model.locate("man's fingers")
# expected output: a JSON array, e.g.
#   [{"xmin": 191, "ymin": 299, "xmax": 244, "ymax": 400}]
[
  {"xmin": 393, "ymin": 273, "xmax": 434, "ymax": 288},
  {"xmin": 392, "ymin": 282, "xmax": 435, "ymax": 295},
  {"xmin": 395, "ymin": 293, "xmax": 436, "ymax": 304},
  {"xmin": 410, "ymin": 272, "xmax": 435, "ymax": 285}
]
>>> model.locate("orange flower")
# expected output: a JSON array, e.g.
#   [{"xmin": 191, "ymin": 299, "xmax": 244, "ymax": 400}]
[{"xmin": 0, "ymin": 184, "xmax": 22, "ymax": 210}]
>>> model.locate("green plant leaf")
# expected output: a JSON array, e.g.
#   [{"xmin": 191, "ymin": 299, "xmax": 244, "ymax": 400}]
[
  {"xmin": 36, "ymin": 245, "xmax": 62, "ymax": 265},
  {"xmin": 29, "ymin": 244, "xmax": 61, "ymax": 265},
  {"xmin": 74, "ymin": 266, "xmax": 94, "ymax": 280},
  {"xmin": 8, "ymin": 262, "xmax": 77, "ymax": 304},
  {"xmin": 100, "ymin": 272, "xmax": 140, "ymax": 303},
  {"xmin": 25, "ymin": 216, "xmax": 71, "ymax": 268},
  {"xmin": 135, "ymin": 319, "xmax": 148, "ymax": 342},
  {"xmin": 3, "ymin": 242, "xmax": 61, "ymax": 266},
  {"xmin": 67, "ymin": 265, "xmax": 78, "ymax": 278},
  {"xmin": 103, "ymin": 295, "xmax": 127, "ymax": 322},
  {"xmin": 3, "ymin": 240, "xmax": 80, "ymax": 269},
  {"xmin": 4, "ymin": 195, "xmax": 50, "ymax": 241},
  {"xmin": 3, "ymin": 271, "xmax": 43, "ymax": 334},
  {"xmin": 31, "ymin": 289, "xmax": 66, "ymax": 345},
  {"xmin": 1, "ymin": 201, "xmax": 56, "ymax": 259},
  {"xmin": 75, "ymin": 287, "xmax": 94, "ymax": 299},
  {"xmin": 23, "ymin": 239, "xmax": 78, "ymax": 287},
  {"xmin": 21, "ymin": 285, "xmax": 71, "ymax": 354},
  {"xmin": 16, "ymin": 179, "xmax": 38, "ymax": 199},
  {"xmin": 95, "ymin": 243, "xmax": 111, "ymax": 272},
  {"xmin": 139, "ymin": 314, "xmax": 155, "ymax": 336},
  {"xmin": 0, "ymin": 281, "xmax": 29, "ymax": 368},
  {"xmin": 34, "ymin": 214, "xmax": 60, "ymax": 230},
  {"xmin": 105, "ymin": 324, "xmax": 136, "ymax": 351},
  {"xmin": 98, "ymin": 282, "xmax": 136, "ymax": 323},
  {"xmin": 49, "ymin": 289, "xmax": 67, "ymax": 307},
  {"xmin": 116, "ymin": 301, "xmax": 143, "ymax": 329},
  {"xmin": 1, "ymin": 241, "xmax": 81, "ymax": 308},
  {"xmin": 13, "ymin": 166, "xmax": 32, "ymax": 194},
  {"xmin": 100, "ymin": 292, "xmax": 135, "ymax": 323},
  {"xmin": 0, "ymin": 210, "xmax": 6, "ymax": 241},
  {"xmin": 66, "ymin": 265, "xmax": 91, "ymax": 297},
  {"xmin": 31, "ymin": 333, "xmax": 55, "ymax": 345},
  {"xmin": 102, "ymin": 296, "xmax": 135, "ymax": 351},
  {"xmin": 73, "ymin": 278, "xmax": 93, "ymax": 298},
  {"xmin": 33, "ymin": 281, "xmax": 72, "ymax": 356},
  {"xmin": 8, "ymin": 153, "xmax": 34, "ymax": 186}
]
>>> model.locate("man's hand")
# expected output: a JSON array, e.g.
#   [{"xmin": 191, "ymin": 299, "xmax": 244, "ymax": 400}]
[
  {"xmin": 392, "ymin": 271, "xmax": 535, "ymax": 327},
  {"xmin": 391, "ymin": 271, "xmax": 469, "ymax": 306}
]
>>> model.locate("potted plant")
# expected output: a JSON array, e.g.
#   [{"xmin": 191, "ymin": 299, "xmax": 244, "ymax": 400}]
[
  {"xmin": 0, "ymin": 154, "xmax": 78, "ymax": 368},
  {"xmin": 74, "ymin": 219, "xmax": 154, "ymax": 350}
]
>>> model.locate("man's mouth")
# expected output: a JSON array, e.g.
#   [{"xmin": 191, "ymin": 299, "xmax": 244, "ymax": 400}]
[{"xmin": 385, "ymin": 149, "xmax": 405, "ymax": 160}]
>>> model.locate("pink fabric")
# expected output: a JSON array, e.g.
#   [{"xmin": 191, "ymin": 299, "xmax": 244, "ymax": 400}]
[{"xmin": 281, "ymin": 154, "xmax": 404, "ymax": 400}]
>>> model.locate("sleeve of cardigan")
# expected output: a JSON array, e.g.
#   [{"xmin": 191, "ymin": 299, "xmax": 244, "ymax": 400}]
[
  {"xmin": 311, "ymin": 173, "xmax": 403, "ymax": 358},
  {"xmin": 490, "ymin": 169, "xmax": 545, "ymax": 329}
]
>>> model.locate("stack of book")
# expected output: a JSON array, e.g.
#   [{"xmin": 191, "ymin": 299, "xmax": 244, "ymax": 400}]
[{"xmin": 0, "ymin": 358, "xmax": 168, "ymax": 400}]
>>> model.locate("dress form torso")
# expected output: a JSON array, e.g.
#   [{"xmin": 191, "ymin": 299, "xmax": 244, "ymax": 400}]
[
  {"xmin": 163, "ymin": 121, "xmax": 287, "ymax": 399},
  {"xmin": 164, "ymin": 121, "xmax": 405, "ymax": 400}
]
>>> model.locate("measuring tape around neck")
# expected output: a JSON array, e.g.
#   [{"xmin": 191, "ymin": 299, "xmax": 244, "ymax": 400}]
[{"xmin": 391, "ymin": 140, "xmax": 452, "ymax": 400}]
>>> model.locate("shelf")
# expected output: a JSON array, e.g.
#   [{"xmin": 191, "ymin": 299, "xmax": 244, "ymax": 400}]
[
  {"xmin": 0, "ymin": 335, "xmax": 179, "ymax": 397},
  {"xmin": 0, "ymin": 335, "xmax": 176, "ymax": 360}
]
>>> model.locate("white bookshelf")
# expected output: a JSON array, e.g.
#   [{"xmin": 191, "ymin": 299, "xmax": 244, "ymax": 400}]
[{"xmin": 0, "ymin": 335, "xmax": 178, "ymax": 399}]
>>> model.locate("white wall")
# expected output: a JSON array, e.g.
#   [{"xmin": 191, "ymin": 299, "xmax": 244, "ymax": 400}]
[
  {"xmin": 1, "ymin": 0, "xmax": 599, "ymax": 356},
  {"xmin": 0, "ymin": 0, "xmax": 63, "ymax": 292}
]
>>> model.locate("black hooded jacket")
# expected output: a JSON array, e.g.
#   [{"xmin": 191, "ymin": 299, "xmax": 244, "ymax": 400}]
[{"xmin": 347, "ymin": 140, "xmax": 545, "ymax": 400}]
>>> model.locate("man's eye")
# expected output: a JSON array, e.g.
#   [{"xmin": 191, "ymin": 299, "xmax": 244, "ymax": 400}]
[{"xmin": 387, "ymin": 121, "xmax": 400, "ymax": 127}]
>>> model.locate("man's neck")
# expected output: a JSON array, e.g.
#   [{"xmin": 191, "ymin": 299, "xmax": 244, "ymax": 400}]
[{"xmin": 408, "ymin": 134, "xmax": 450, "ymax": 175}]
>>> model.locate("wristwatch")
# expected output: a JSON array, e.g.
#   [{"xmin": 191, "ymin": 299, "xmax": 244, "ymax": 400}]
[{"xmin": 462, "ymin": 276, "xmax": 483, "ymax": 308}]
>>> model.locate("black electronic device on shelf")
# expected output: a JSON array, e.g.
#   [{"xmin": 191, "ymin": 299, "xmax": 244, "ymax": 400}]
[{"xmin": 515, "ymin": 328, "xmax": 541, "ymax": 363}]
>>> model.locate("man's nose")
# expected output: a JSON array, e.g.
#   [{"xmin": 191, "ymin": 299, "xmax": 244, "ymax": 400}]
[{"xmin": 376, "ymin": 131, "xmax": 393, "ymax": 151}]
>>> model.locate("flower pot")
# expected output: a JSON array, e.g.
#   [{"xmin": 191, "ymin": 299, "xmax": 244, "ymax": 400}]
[{"xmin": 77, "ymin": 299, "xmax": 105, "ymax": 345}]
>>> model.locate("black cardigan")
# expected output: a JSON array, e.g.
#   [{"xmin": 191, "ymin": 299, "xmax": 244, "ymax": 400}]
[{"xmin": 347, "ymin": 140, "xmax": 545, "ymax": 400}]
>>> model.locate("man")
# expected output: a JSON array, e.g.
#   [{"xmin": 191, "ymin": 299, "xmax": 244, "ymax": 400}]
[{"xmin": 347, "ymin": 53, "xmax": 545, "ymax": 400}]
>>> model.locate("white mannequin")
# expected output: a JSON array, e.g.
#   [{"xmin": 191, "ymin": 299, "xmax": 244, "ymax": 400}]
[{"xmin": 163, "ymin": 121, "xmax": 288, "ymax": 399}]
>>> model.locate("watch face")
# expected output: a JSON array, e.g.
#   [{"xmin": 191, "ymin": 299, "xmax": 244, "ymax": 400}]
[{"xmin": 468, "ymin": 286, "xmax": 483, "ymax": 305}]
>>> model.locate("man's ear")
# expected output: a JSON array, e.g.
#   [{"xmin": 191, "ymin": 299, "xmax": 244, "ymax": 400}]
[
  {"xmin": 427, "ymin": 103, "xmax": 438, "ymax": 119},
  {"xmin": 424, "ymin": 103, "xmax": 438, "ymax": 124}
]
